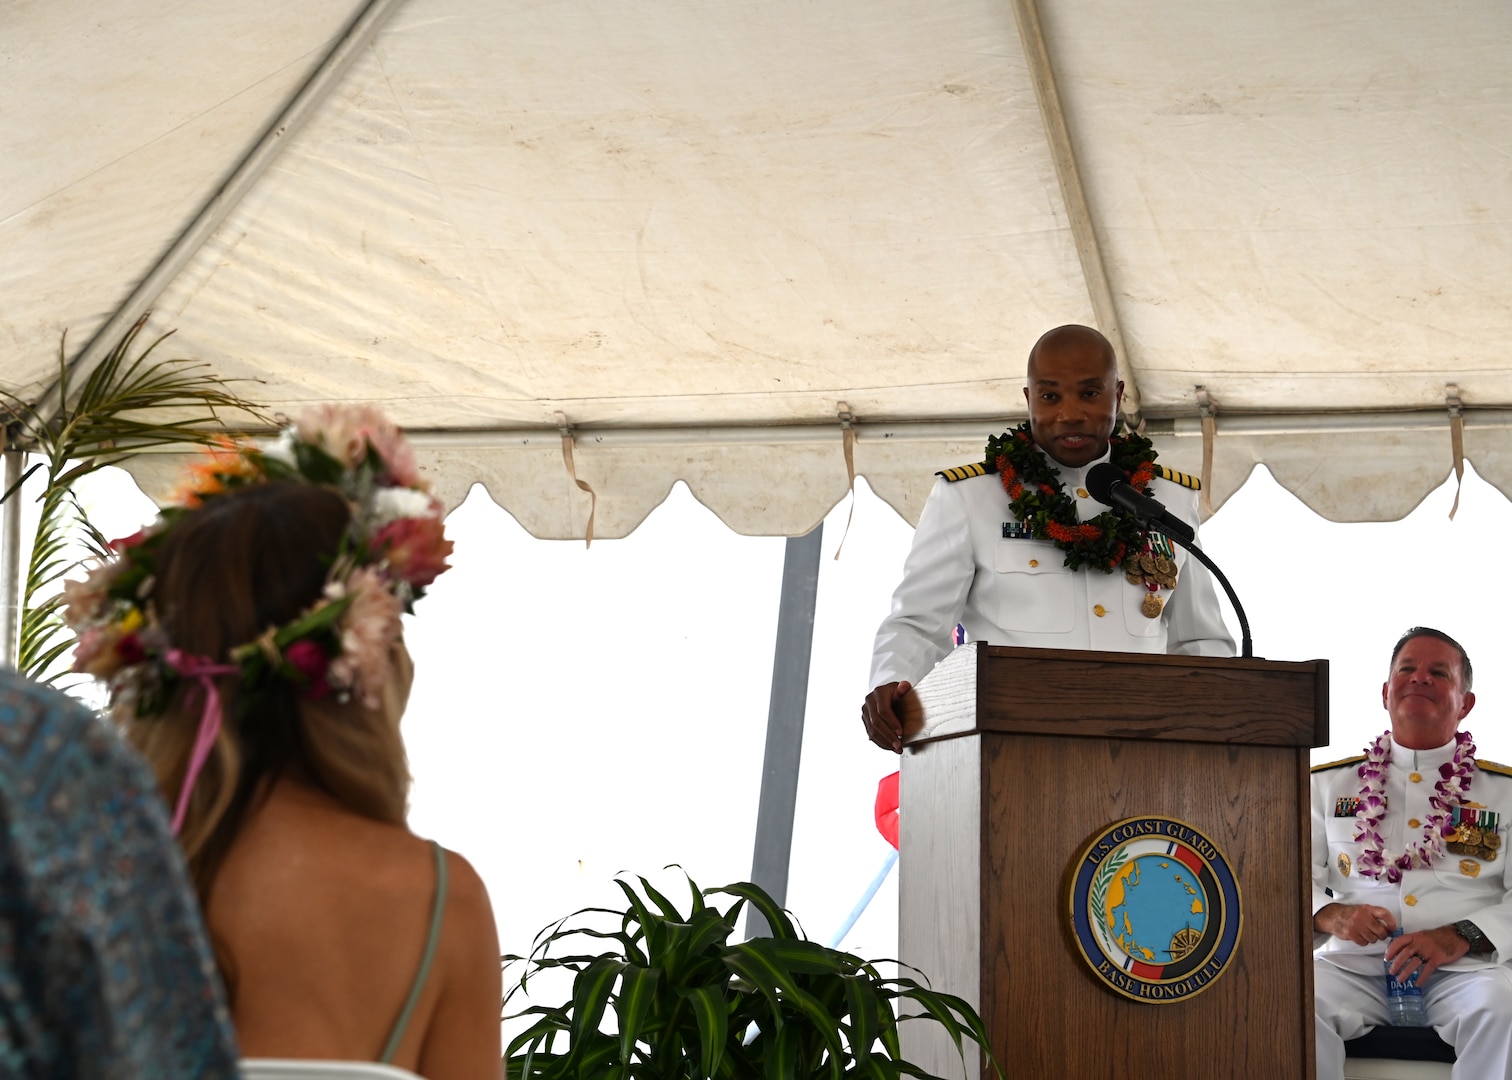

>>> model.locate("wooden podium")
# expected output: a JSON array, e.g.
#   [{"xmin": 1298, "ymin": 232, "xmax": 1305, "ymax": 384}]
[{"xmin": 897, "ymin": 643, "xmax": 1328, "ymax": 1079}]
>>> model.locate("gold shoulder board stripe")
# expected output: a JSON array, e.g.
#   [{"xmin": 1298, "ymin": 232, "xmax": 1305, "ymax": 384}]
[
  {"xmin": 1476, "ymin": 759, "xmax": 1512, "ymax": 778},
  {"xmin": 1311, "ymin": 754, "xmax": 1366, "ymax": 773},
  {"xmin": 1154, "ymin": 464, "xmax": 1201, "ymax": 490},
  {"xmin": 936, "ymin": 462, "xmax": 990, "ymax": 483}
]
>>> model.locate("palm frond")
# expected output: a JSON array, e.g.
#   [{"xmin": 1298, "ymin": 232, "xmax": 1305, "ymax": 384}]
[{"xmin": 1, "ymin": 313, "xmax": 268, "ymax": 681}]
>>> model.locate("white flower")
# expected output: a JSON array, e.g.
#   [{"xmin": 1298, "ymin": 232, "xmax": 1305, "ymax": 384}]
[
  {"xmin": 260, "ymin": 427, "xmax": 300, "ymax": 469},
  {"xmin": 369, "ymin": 486, "xmax": 435, "ymax": 528}
]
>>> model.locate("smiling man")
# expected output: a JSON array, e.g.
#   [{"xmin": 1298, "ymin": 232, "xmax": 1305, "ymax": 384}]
[
  {"xmin": 1312, "ymin": 628, "xmax": 1512, "ymax": 1080},
  {"xmin": 860, "ymin": 324, "xmax": 1233, "ymax": 752}
]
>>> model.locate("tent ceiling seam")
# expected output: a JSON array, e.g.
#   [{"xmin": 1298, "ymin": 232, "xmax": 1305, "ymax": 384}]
[
  {"xmin": 1010, "ymin": 0, "xmax": 1143, "ymax": 427},
  {"xmin": 34, "ymin": 0, "xmax": 411, "ymax": 425}
]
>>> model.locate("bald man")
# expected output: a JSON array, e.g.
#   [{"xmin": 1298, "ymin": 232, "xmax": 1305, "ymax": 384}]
[{"xmin": 861, "ymin": 325, "xmax": 1233, "ymax": 751}]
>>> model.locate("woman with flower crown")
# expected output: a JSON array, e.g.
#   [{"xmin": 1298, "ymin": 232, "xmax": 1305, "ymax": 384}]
[{"xmin": 64, "ymin": 406, "xmax": 502, "ymax": 1078}]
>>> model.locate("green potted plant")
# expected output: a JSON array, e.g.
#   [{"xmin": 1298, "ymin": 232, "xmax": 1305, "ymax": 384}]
[{"xmin": 505, "ymin": 874, "xmax": 1000, "ymax": 1080}]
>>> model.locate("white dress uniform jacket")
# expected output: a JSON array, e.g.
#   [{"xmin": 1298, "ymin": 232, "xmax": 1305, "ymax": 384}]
[
  {"xmin": 1312, "ymin": 738, "xmax": 1512, "ymax": 972},
  {"xmin": 869, "ymin": 448, "xmax": 1234, "ymax": 690},
  {"xmin": 1311, "ymin": 736, "xmax": 1512, "ymax": 1080}
]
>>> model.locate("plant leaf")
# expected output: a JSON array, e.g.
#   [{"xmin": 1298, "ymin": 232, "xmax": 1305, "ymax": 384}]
[
  {"xmin": 565, "ymin": 957, "xmax": 623, "ymax": 1066},
  {"xmin": 684, "ymin": 984, "xmax": 729, "ymax": 1079},
  {"xmin": 709, "ymin": 881, "xmax": 798, "ymax": 940},
  {"xmin": 614, "ymin": 964, "xmax": 660, "ymax": 1064}
]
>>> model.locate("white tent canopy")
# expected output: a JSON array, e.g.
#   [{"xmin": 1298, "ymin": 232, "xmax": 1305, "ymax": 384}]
[{"xmin": 5, "ymin": 0, "xmax": 1511, "ymax": 537}]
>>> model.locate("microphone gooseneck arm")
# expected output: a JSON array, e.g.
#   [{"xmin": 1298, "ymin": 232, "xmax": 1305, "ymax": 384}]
[
  {"xmin": 1085, "ymin": 463, "xmax": 1253, "ymax": 657},
  {"xmin": 1159, "ymin": 530, "xmax": 1253, "ymax": 659}
]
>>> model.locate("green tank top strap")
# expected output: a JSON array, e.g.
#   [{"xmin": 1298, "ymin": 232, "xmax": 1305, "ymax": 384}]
[{"xmin": 378, "ymin": 839, "xmax": 449, "ymax": 1064}]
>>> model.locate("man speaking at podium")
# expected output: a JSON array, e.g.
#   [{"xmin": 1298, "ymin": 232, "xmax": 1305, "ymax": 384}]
[{"xmin": 861, "ymin": 324, "xmax": 1233, "ymax": 752}]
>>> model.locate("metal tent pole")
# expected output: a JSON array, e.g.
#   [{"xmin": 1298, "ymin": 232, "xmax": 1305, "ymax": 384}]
[
  {"xmin": 745, "ymin": 523, "xmax": 823, "ymax": 938},
  {"xmin": 1, "ymin": 450, "xmax": 24, "ymax": 669}
]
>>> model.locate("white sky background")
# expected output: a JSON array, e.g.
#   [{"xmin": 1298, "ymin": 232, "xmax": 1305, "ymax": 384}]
[{"xmin": 59, "ymin": 456, "xmax": 1512, "ymax": 1019}]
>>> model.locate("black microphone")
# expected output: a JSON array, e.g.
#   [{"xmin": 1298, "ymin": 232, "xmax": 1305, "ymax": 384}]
[
  {"xmin": 1085, "ymin": 463, "xmax": 1194, "ymax": 544},
  {"xmin": 1085, "ymin": 461, "xmax": 1254, "ymax": 656}
]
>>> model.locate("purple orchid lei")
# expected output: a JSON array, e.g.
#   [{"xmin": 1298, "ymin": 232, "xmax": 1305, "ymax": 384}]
[{"xmin": 1352, "ymin": 729, "xmax": 1476, "ymax": 883}]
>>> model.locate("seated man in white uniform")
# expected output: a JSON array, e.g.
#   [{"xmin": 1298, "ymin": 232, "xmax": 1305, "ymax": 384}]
[
  {"xmin": 860, "ymin": 323, "xmax": 1233, "ymax": 751},
  {"xmin": 1313, "ymin": 628, "xmax": 1512, "ymax": 1079}
]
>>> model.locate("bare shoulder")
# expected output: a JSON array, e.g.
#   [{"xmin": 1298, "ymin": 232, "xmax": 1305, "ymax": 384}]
[
  {"xmin": 417, "ymin": 847, "xmax": 502, "ymax": 1079},
  {"xmin": 440, "ymin": 848, "xmax": 498, "ymax": 942}
]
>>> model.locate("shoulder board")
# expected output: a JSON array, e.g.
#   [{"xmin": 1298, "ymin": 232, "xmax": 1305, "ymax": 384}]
[
  {"xmin": 1311, "ymin": 754, "xmax": 1366, "ymax": 774},
  {"xmin": 935, "ymin": 462, "xmax": 996, "ymax": 483},
  {"xmin": 1154, "ymin": 464, "xmax": 1201, "ymax": 490},
  {"xmin": 1476, "ymin": 759, "xmax": 1512, "ymax": 778}
]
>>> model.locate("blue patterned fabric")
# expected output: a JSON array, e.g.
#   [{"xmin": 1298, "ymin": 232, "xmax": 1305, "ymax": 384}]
[{"xmin": 0, "ymin": 669, "xmax": 239, "ymax": 1079}]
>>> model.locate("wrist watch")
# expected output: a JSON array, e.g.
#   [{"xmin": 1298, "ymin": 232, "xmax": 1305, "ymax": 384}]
[{"xmin": 1453, "ymin": 919, "xmax": 1493, "ymax": 954}]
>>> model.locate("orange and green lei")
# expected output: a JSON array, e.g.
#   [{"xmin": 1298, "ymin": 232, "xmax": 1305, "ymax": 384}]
[{"xmin": 983, "ymin": 422, "xmax": 1158, "ymax": 572}]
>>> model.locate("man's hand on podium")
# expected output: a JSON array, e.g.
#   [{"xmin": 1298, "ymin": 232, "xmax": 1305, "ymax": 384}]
[
  {"xmin": 862, "ymin": 681, "xmax": 912, "ymax": 754},
  {"xmin": 1315, "ymin": 902, "xmax": 1397, "ymax": 945}
]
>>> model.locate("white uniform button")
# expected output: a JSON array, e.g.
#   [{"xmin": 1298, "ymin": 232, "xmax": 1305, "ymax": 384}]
[
  {"xmin": 1404, "ymin": 895, "xmax": 1418, "ymax": 907},
  {"xmin": 1409, "ymin": 772, "xmax": 1423, "ymax": 783},
  {"xmin": 1093, "ymin": 604, "xmax": 1107, "ymax": 617},
  {"xmin": 1408, "ymin": 818, "xmax": 1422, "ymax": 829},
  {"xmin": 1076, "ymin": 487, "xmax": 1089, "ymax": 498}
]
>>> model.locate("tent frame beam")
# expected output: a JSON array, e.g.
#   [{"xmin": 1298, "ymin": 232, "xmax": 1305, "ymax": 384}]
[
  {"xmin": 91, "ymin": 407, "xmax": 1512, "ymax": 457},
  {"xmin": 34, "ymin": 0, "xmax": 412, "ymax": 424},
  {"xmin": 1010, "ymin": 0, "xmax": 1144, "ymax": 428}
]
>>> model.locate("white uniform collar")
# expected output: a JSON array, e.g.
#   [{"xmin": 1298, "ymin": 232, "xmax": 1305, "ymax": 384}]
[
  {"xmin": 1388, "ymin": 733, "xmax": 1461, "ymax": 772},
  {"xmin": 1038, "ymin": 445, "xmax": 1114, "ymax": 494}
]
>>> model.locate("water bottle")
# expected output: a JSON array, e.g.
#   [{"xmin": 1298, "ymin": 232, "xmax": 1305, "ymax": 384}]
[{"xmin": 1385, "ymin": 929, "xmax": 1429, "ymax": 1026}]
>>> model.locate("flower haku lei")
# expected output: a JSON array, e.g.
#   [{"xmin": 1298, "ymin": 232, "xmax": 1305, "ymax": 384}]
[
  {"xmin": 982, "ymin": 422, "xmax": 1158, "ymax": 571},
  {"xmin": 1352, "ymin": 729, "xmax": 1476, "ymax": 882},
  {"xmin": 62, "ymin": 404, "xmax": 452, "ymax": 718}
]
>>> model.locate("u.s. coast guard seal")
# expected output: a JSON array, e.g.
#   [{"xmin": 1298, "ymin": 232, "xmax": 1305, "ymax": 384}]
[{"xmin": 1068, "ymin": 816, "xmax": 1243, "ymax": 1004}]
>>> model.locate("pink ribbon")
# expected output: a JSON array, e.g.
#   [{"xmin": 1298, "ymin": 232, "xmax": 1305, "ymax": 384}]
[{"xmin": 165, "ymin": 650, "xmax": 239, "ymax": 836}]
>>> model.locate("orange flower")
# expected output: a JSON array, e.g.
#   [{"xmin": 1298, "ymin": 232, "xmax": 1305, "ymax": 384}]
[{"xmin": 173, "ymin": 437, "xmax": 261, "ymax": 506}]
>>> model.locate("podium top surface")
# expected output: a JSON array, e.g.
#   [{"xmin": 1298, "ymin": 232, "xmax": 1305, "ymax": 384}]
[{"xmin": 901, "ymin": 643, "xmax": 1328, "ymax": 749}]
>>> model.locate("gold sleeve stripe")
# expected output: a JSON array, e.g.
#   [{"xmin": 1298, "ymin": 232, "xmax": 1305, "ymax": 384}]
[
  {"xmin": 936, "ymin": 462, "xmax": 989, "ymax": 482},
  {"xmin": 1476, "ymin": 759, "xmax": 1512, "ymax": 778},
  {"xmin": 1311, "ymin": 755, "xmax": 1366, "ymax": 773},
  {"xmin": 1155, "ymin": 464, "xmax": 1201, "ymax": 490}
]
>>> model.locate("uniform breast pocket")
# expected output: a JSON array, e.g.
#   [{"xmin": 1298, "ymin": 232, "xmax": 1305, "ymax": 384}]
[
  {"xmin": 1324, "ymin": 817, "xmax": 1373, "ymax": 891},
  {"xmin": 993, "ymin": 542, "xmax": 1074, "ymax": 633},
  {"xmin": 1434, "ymin": 826, "xmax": 1506, "ymax": 891},
  {"xmin": 1120, "ymin": 579, "xmax": 1163, "ymax": 638}
]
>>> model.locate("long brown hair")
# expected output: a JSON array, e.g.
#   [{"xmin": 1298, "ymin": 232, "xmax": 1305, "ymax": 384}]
[{"xmin": 119, "ymin": 481, "xmax": 411, "ymax": 902}]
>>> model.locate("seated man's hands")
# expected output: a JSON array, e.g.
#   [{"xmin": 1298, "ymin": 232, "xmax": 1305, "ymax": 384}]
[
  {"xmin": 1314, "ymin": 902, "xmax": 1396, "ymax": 945},
  {"xmin": 861, "ymin": 681, "xmax": 911, "ymax": 753},
  {"xmin": 1315, "ymin": 903, "xmax": 1473, "ymax": 987},
  {"xmin": 1385, "ymin": 925, "xmax": 1471, "ymax": 988}
]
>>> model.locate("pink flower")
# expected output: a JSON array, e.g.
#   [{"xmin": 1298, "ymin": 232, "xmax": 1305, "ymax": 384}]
[
  {"xmin": 373, "ymin": 514, "xmax": 453, "ymax": 589},
  {"xmin": 284, "ymin": 639, "xmax": 332, "ymax": 698},
  {"xmin": 327, "ymin": 567, "xmax": 404, "ymax": 708},
  {"xmin": 60, "ymin": 562, "xmax": 122, "ymax": 629},
  {"xmin": 109, "ymin": 528, "xmax": 149, "ymax": 552},
  {"xmin": 366, "ymin": 426, "xmax": 424, "ymax": 490},
  {"xmin": 74, "ymin": 626, "xmax": 129, "ymax": 678},
  {"xmin": 295, "ymin": 405, "xmax": 424, "ymax": 488}
]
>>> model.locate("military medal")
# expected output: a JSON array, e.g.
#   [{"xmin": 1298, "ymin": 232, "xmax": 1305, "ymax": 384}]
[
  {"xmin": 1461, "ymin": 859, "xmax": 1482, "ymax": 878},
  {"xmin": 1126, "ymin": 532, "xmax": 1179, "ymax": 619},
  {"xmin": 1447, "ymin": 808, "xmax": 1501, "ymax": 862},
  {"xmin": 1338, "ymin": 852, "xmax": 1351, "ymax": 877}
]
